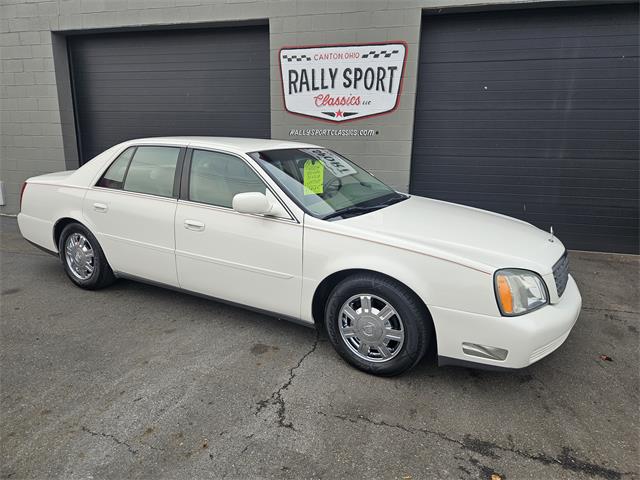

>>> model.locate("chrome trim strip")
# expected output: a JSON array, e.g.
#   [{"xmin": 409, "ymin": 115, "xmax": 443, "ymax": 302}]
[
  {"xmin": 100, "ymin": 232, "xmax": 174, "ymax": 254},
  {"xmin": 462, "ymin": 342, "xmax": 508, "ymax": 361},
  {"xmin": 175, "ymin": 249, "xmax": 294, "ymax": 279}
]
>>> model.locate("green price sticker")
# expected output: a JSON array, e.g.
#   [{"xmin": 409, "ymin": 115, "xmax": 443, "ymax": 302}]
[{"xmin": 303, "ymin": 159, "xmax": 324, "ymax": 195}]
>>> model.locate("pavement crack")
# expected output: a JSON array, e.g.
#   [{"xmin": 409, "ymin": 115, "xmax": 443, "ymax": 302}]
[
  {"xmin": 582, "ymin": 306, "xmax": 639, "ymax": 315},
  {"xmin": 317, "ymin": 412, "xmax": 625, "ymax": 480},
  {"xmin": 81, "ymin": 426, "xmax": 137, "ymax": 455},
  {"xmin": 255, "ymin": 330, "xmax": 319, "ymax": 431},
  {"xmin": 139, "ymin": 441, "xmax": 166, "ymax": 453}
]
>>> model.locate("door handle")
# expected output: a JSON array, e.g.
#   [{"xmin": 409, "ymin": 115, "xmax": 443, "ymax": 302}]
[
  {"xmin": 184, "ymin": 219, "xmax": 205, "ymax": 231},
  {"xmin": 93, "ymin": 202, "xmax": 108, "ymax": 213}
]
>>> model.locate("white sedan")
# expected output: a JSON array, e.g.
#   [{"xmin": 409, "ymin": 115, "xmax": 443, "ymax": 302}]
[{"xmin": 18, "ymin": 137, "xmax": 581, "ymax": 375}]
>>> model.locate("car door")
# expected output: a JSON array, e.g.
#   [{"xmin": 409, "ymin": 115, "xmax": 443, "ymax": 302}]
[
  {"xmin": 174, "ymin": 148, "xmax": 303, "ymax": 318},
  {"xmin": 83, "ymin": 145, "xmax": 185, "ymax": 287}
]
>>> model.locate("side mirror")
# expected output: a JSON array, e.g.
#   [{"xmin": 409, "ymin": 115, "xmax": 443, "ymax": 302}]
[{"xmin": 232, "ymin": 192, "xmax": 288, "ymax": 218}]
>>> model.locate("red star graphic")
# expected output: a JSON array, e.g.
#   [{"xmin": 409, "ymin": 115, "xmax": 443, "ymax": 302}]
[{"xmin": 335, "ymin": 110, "xmax": 343, "ymax": 118}]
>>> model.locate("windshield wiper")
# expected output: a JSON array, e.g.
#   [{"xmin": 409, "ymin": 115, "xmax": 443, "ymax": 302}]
[
  {"xmin": 322, "ymin": 194, "xmax": 408, "ymax": 221},
  {"xmin": 380, "ymin": 194, "xmax": 408, "ymax": 207},
  {"xmin": 322, "ymin": 204, "xmax": 384, "ymax": 220}
]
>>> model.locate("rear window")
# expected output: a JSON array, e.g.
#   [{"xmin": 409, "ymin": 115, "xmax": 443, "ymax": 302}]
[
  {"xmin": 123, "ymin": 147, "xmax": 180, "ymax": 197},
  {"xmin": 96, "ymin": 147, "xmax": 135, "ymax": 189},
  {"xmin": 96, "ymin": 146, "xmax": 181, "ymax": 198}
]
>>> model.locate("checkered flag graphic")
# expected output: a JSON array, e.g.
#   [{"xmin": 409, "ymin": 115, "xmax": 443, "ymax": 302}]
[
  {"xmin": 361, "ymin": 49, "xmax": 400, "ymax": 59},
  {"xmin": 282, "ymin": 54, "xmax": 312, "ymax": 62}
]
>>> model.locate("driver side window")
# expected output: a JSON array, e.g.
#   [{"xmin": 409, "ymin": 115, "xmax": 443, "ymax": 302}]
[{"xmin": 188, "ymin": 149, "xmax": 267, "ymax": 208}]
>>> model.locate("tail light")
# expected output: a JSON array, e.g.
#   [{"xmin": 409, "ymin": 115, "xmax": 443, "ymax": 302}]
[{"xmin": 19, "ymin": 182, "xmax": 27, "ymax": 210}]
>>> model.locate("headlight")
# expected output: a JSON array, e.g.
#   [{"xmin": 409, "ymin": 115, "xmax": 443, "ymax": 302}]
[{"xmin": 494, "ymin": 269, "xmax": 548, "ymax": 316}]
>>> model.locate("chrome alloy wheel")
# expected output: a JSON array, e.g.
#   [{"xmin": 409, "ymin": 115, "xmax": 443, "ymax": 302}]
[
  {"xmin": 338, "ymin": 294, "xmax": 405, "ymax": 362},
  {"xmin": 64, "ymin": 233, "xmax": 95, "ymax": 280}
]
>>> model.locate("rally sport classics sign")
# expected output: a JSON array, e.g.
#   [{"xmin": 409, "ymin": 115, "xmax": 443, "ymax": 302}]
[{"xmin": 279, "ymin": 42, "xmax": 407, "ymax": 122}]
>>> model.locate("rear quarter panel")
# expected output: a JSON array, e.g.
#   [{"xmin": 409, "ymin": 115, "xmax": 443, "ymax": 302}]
[
  {"xmin": 18, "ymin": 183, "xmax": 87, "ymax": 252},
  {"xmin": 17, "ymin": 144, "xmax": 125, "ymax": 252}
]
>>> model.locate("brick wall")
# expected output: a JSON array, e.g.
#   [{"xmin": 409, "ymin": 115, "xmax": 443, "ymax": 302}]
[
  {"xmin": 1, "ymin": 1, "xmax": 62, "ymax": 213},
  {"xmin": 1, "ymin": 0, "xmax": 556, "ymax": 213}
]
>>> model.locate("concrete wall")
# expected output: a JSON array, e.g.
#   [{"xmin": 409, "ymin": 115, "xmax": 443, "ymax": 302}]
[{"xmin": 1, "ymin": 0, "xmax": 560, "ymax": 214}]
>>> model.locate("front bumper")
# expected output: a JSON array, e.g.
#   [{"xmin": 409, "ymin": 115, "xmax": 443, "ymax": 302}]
[{"xmin": 431, "ymin": 275, "xmax": 581, "ymax": 370}]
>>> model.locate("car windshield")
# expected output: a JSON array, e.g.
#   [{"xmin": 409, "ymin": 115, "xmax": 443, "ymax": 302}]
[{"xmin": 248, "ymin": 148, "xmax": 406, "ymax": 219}]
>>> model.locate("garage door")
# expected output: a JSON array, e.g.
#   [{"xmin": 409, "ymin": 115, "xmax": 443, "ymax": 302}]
[
  {"xmin": 411, "ymin": 5, "xmax": 639, "ymax": 253},
  {"xmin": 69, "ymin": 25, "xmax": 270, "ymax": 164}
]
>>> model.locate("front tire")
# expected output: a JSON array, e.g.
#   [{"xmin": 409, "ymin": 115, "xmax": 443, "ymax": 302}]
[
  {"xmin": 59, "ymin": 223, "xmax": 115, "ymax": 290},
  {"xmin": 325, "ymin": 273, "xmax": 432, "ymax": 376}
]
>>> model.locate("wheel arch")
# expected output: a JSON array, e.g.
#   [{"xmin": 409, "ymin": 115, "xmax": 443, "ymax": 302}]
[
  {"xmin": 53, "ymin": 217, "xmax": 87, "ymax": 251},
  {"xmin": 52, "ymin": 216, "xmax": 106, "ymax": 258},
  {"xmin": 311, "ymin": 269, "xmax": 436, "ymax": 347}
]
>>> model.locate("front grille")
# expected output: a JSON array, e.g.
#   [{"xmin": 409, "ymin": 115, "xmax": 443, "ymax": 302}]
[{"xmin": 552, "ymin": 251, "xmax": 569, "ymax": 297}]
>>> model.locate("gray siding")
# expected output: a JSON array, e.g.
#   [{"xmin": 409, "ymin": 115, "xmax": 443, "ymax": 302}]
[{"xmin": 411, "ymin": 4, "xmax": 639, "ymax": 253}]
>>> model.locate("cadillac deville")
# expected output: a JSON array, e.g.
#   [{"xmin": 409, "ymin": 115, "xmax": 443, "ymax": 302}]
[{"xmin": 17, "ymin": 137, "xmax": 581, "ymax": 375}]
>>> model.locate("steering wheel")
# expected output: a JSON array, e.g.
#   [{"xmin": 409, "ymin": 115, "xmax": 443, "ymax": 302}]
[{"xmin": 323, "ymin": 176, "xmax": 342, "ymax": 198}]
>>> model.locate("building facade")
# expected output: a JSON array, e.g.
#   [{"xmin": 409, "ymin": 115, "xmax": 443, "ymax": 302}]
[{"xmin": 1, "ymin": 0, "xmax": 638, "ymax": 253}]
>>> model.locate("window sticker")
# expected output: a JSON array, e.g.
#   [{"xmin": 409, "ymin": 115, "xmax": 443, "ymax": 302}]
[
  {"xmin": 303, "ymin": 159, "xmax": 324, "ymax": 195},
  {"xmin": 301, "ymin": 148, "xmax": 357, "ymax": 178}
]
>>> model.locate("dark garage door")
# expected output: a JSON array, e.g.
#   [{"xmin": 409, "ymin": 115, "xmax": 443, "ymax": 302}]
[
  {"xmin": 69, "ymin": 25, "xmax": 270, "ymax": 164},
  {"xmin": 411, "ymin": 5, "xmax": 639, "ymax": 253}
]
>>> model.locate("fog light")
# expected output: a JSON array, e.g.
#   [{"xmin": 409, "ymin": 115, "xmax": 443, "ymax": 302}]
[{"xmin": 462, "ymin": 343, "xmax": 508, "ymax": 361}]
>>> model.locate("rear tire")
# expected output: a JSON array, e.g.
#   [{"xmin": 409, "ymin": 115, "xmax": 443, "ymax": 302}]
[
  {"xmin": 58, "ymin": 223, "xmax": 115, "ymax": 290},
  {"xmin": 325, "ymin": 273, "xmax": 432, "ymax": 376}
]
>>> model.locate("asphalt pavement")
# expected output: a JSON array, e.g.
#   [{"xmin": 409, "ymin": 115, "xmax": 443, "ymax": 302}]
[{"xmin": 1, "ymin": 216, "xmax": 638, "ymax": 479}]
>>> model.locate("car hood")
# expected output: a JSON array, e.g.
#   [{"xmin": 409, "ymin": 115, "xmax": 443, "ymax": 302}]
[{"xmin": 338, "ymin": 195, "xmax": 566, "ymax": 274}]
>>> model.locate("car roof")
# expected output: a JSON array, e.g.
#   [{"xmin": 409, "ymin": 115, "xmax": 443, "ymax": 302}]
[{"xmin": 126, "ymin": 136, "xmax": 323, "ymax": 154}]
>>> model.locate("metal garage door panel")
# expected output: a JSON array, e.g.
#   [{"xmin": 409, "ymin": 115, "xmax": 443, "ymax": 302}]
[
  {"xmin": 411, "ymin": 5, "xmax": 639, "ymax": 253},
  {"xmin": 69, "ymin": 26, "xmax": 270, "ymax": 163}
]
